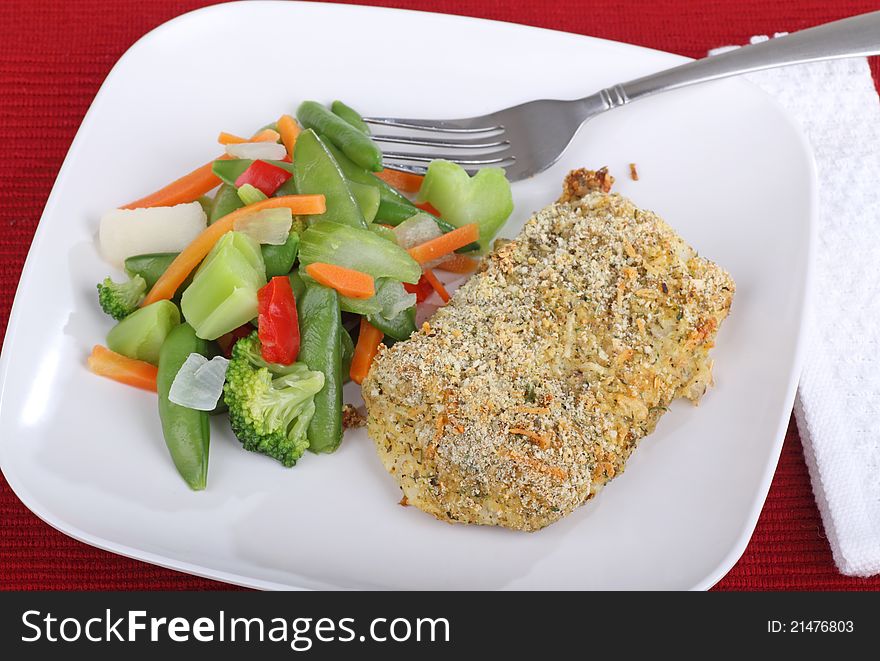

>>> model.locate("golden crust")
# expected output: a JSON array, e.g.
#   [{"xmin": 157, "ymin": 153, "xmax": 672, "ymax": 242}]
[{"xmin": 362, "ymin": 185, "xmax": 734, "ymax": 531}]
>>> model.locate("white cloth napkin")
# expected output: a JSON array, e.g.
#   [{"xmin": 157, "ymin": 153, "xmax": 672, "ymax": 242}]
[{"xmin": 711, "ymin": 36, "xmax": 880, "ymax": 576}]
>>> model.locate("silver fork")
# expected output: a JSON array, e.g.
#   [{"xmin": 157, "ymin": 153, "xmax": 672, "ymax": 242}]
[{"xmin": 365, "ymin": 11, "xmax": 880, "ymax": 182}]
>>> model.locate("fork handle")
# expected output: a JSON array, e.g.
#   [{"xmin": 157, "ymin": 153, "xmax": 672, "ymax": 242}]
[{"xmin": 592, "ymin": 11, "xmax": 880, "ymax": 109}]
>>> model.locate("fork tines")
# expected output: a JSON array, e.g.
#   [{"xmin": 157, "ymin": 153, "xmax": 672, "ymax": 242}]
[{"xmin": 364, "ymin": 116, "xmax": 514, "ymax": 173}]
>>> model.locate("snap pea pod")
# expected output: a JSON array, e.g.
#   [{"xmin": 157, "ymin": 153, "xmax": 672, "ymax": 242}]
[
  {"xmin": 331, "ymin": 100, "xmax": 370, "ymax": 135},
  {"xmin": 297, "ymin": 101, "xmax": 383, "ymax": 172},
  {"xmin": 322, "ymin": 141, "xmax": 480, "ymax": 252},
  {"xmin": 157, "ymin": 323, "xmax": 211, "ymax": 490},
  {"xmin": 368, "ymin": 305, "xmax": 416, "ymax": 342},
  {"xmin": 293, "ymin": 129, "xmax": 366, "ymax": 228},
  {"xmin": 291, "ymin": 273, "xmax": 343, "ymax": 453},
  {"xmin": 262, "ymin": 231, "xmax": 300, "ymax": 278},
  {"xmin": 322, "ymin": 140, "xmax": 410, "ymax": 208},
  {"xmin": 210, "ymin": 183, "xmax": 245, "ymax": 224},
  {"xmin": 274, "ymin": 174, "xmax": 297, "ymax": 198},
  {"xmin": 340, "ymin": 327, "xmax": 354, "ymax": 379},
  {"xmin": 197, "ymin": 195, "xmax": 213, "ymax": 217},
  {"xmin": 348, "ymin": 181, "xmax": 380, "ymax": 223},
  {"xmin": 125, "ymin": 253, "xmax": 179, "ymax": 289}
]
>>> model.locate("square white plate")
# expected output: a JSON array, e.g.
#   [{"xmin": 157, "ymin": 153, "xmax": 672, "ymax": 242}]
[{"xmin": 0, "ymin": 1, "xmax": 813, "ymax": 590}]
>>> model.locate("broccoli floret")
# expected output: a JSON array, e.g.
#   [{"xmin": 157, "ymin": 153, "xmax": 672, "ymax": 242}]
[
  {"xmin": 97, "ymin": 274, "xmax": 147, "ymax": 320},
  {"xmin": 223, "ymin": 332, "xmax": 324, "ymax": 467}
]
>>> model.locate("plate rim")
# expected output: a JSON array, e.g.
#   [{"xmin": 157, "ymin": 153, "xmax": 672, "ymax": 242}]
[{"xmin": 0, "ymin": 0, "xmax": 817, "ymax": 591}]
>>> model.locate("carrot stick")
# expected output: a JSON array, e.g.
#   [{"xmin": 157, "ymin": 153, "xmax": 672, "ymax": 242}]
[
  {"xmin": 415, "ymin": 201, "xmax": 440, "ymax": 216},
  {"xmin": 142, "ymin": 195, "xmax": 326, "ymax": 306},
  {"xmin": 217, "ymin": 128, "xmax": 280, "ymax": 145},
  {"xmin": 435, "ymin": 253, "xmax": 479, "ymax": 274},
  {"xmin": 407, "ymin": 223, "xmax": 479, "ymax": 265},
  {"xmin": 421, "ymin": 268, "xmax": 450, "ymax": 303},
  {"xmin": 122, "ymin": 156, "xmax": 230, "ymax": 209},
  {"xmin": 350, "ymin": 318, "xmax": 384, "ymax": 385},
  {"xmin": 87, "ymin": 345, "xmax": 158, "ymax": 392},
  {"xmin": 277, "ymin": 114, "xmax": 301, "ymax": 158},
  {"xmin": 123, "ymin": 130, "xmax": 279, "ymax": 209},
  {"xmin": 375, "ymin": 168, "xmax": 424, "ymax": 194},
  {"xmin": 305, "ymin": 262, "xmax": 375, "ymax": 299}
]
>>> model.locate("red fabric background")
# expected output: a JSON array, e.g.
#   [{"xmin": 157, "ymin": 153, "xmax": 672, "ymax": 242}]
[{"xmin": 1, "ymin": 0, "xmax": 879, "ymax": 591}]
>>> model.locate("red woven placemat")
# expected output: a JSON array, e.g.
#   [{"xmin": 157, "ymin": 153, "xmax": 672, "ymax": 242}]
[{"xmin": 2, "ymin": 0, "xmax": 879, "ymax": 591}]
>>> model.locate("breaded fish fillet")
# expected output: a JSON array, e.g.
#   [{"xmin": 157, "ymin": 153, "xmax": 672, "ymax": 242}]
[{"xmin": 362, "ymin": 171, "xmax": 734, "ymax": 531}]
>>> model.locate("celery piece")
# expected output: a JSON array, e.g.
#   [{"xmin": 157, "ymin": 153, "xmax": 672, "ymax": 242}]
[
  {"xmin": 196, "ymin": 231, "xmax": 265, "ymax": 280},
  {"xmin": 237, "ymin": 183, "xmax": 268, "ymax": 206},
  {"xmin": 338, "ymin": 291, "xmax": 382, "ymax": 317},
  {"xmin": 416, "ymin": 160, "xmax": 513, "ymax": 251},
  {"xmin": 367, "ymin": 223, "xmax": 398, "ymax": 244},
  {"xmin": 106, "ymin": 300, "xmax": 181, "ymax": 365},
  {"xmin": 182, "ymin": 232, "xmax": 266, "ymax": 340},
  {"xmin": 299, "ymin": 222, "xmax": 421, "ymax": 284},
  {"xmin": 190, "ymin": 288, "xmax": 259, "ymax": 342},
  {"xmin": 373, "ymin": 279, "xmax": 416, "ymax": 320},
  {"xmin": 348, "ymin": 181, "xmax": 380, "ymax": 224}
]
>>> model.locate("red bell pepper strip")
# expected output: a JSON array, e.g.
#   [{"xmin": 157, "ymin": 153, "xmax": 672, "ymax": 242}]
[
  {"xmin": 257, "ymin": 276, "xmax": 300, "ymax": 364},
  {"xmin": 234, "ymin": 159, "xmax": 292, "ymax": 197},
  {"xmin": 403, "ymin": 273, "xmax": 434, "ymax": 304}
]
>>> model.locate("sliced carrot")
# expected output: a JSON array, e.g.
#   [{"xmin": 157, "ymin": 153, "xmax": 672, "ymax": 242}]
[
  {"xmin": 217, "ymin": 128, "xmax": 281, "ymax": 145},
  {"xmin": 421, "ymin": 268, "xmax": 450, "ymax": 303},
  {"xmin": 407, "ymin": 223, "xmax": 479, "ymax": 265},
  {"xmin": 375, "ymin": 168, "xmax": 424, "ymax": 194},
  {"xmin": 142, "ymin": 195, "xmax": 326, "ymax": 306},
  {"xmin": 305, "ymin": 262, "xmax": 375, "ymax": 299},
  {"xmin": 350, "ymin": 318, "xmax": 384, "ymax": 385},
  {"xmin": 415, "ymin": 201, "xmax": 440, "ymax": 216},
  {"xmin": 87, "ymin": 345, "xmax": 158, "ymax": 392},
  {"xmin": 123, "ymin": 156, "xmax": 231, "ymax": 209},
  {"xmin": 277, "ymin": 114, "xmax": 301, "ymax": 158},
  {"xmin": 435, "ymin": 252, "xmax": 479, "ymax": 274}
]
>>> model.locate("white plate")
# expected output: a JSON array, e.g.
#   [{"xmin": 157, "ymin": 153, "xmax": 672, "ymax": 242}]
[{"xmin": 0, "ymin": 1, "xmax": 813, "ymax": 590}]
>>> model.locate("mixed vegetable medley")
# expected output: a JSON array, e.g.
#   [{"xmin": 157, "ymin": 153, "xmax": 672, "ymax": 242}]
[{"xmin": 88, "ymin": 100, "xmax": 513, "ymax": 489}]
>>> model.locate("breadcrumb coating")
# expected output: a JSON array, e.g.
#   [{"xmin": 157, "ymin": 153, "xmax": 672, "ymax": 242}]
[{"xmin": 363, "ymin": 171, "xmax": 734, "ymax": 531}]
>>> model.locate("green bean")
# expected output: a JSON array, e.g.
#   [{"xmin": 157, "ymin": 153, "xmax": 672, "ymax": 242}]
[
  {"xmin": 157, "ymin": 323, "xmax": 211, "ymax": 490},
  {"xmin": 295, "ymin": 275, "xmax": 343, "ymax": 453},
  {"xmin": 297, "ymin": 101, "xmax": 383, "ymax": 172}
]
